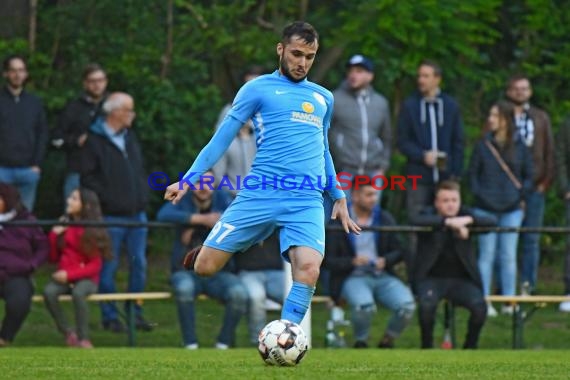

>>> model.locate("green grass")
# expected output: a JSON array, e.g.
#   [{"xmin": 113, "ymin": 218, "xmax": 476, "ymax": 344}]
[
  {"xmin": 2, "ymin": 231, "xmax": 570, "ymax": 379},
  {"xmin": 1, "ymin": 348, "xmax": 569, "ymax": 379}
]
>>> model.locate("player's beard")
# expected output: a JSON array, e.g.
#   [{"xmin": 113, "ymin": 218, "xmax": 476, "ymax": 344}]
[{"xmin": 279, "ymin": 54, "xmax": 306, "ymax": 83}]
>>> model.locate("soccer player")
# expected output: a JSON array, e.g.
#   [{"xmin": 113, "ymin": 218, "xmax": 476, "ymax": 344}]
[{"xmin": 164, "ymin": 21, "xmax": 360, "ymax": 325}]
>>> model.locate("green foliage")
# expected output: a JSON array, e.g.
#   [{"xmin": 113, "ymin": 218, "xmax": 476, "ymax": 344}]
[{"xmin": 2, "ymin": 1, "xmax": 570, "ymax": 223}]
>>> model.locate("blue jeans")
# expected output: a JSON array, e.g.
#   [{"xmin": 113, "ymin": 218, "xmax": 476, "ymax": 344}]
[
  {"xmin": 63, "ymin": 172, "xmax": 80, "ymax": 202},
  {"xmin": 520, "ymin": 191, "xmax": 545, "ymax": 290},
  {"xmin": 475, "ymin": 208, "xmax": 524, "ymax": 296},
  {"xmin": 99, "ymin": 212, "xmax": 148, "ymax": 322},
  {"xmin": 238, "ymin": 270, "xmax": 284, "ymax": 343},
  {"xmin": 341, "ymin": 272, "xmax": 415, "ymax": 341},
  {"xmin": 171, "ymin": 270, "xmax": 247, "ymax": 346},
  {"xmin": 0, "ymin": 166, "xmax": 40, "ymax": 211}
]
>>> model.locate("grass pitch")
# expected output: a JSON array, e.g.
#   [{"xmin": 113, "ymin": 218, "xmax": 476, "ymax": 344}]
[{"xmin": 1, "ymin": 348, "xmax": 568, "ymax": 380}]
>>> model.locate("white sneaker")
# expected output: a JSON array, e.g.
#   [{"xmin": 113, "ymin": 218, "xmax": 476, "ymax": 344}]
[
  {"xmin": 215, "ymin": 342, "xmax": 229, "ymax": 350},
  {"xmin": 559, "ymin": 296, "xmax": 570, "ymax": 312},
  {"xmin": 501, "ymin": 305, "xmax": 519, "ymax": 315},
  {"xmin": 184, "ymin": 343, "xmax": 198, "ymax": 350},
  {"xmin": 487, "ymin": 303, "xmax": 498, "ymax": 317},
  {"xmin": 264, "ymin": 299, "xmax": 282, "ymax": 311}
]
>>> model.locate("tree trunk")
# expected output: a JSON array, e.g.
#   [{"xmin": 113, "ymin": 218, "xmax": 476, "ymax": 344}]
[
  {"xmin": 28, "ymin": 0, "xmax": 37, "ymax": 53},
  {"xmin": 0, "ymin": 0, "xmax": 30, "ymax": 39},
  {"xmin": 160, "ymin": 0, "xmax": 174, "ymax": 80}
]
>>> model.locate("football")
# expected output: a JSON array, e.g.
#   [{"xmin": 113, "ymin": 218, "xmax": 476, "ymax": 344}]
[{"xmin": 258, "ymin": 319, "xmax": 308, "ymax": 366}]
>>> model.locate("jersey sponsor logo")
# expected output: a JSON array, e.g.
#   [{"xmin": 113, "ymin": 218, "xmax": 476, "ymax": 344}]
[
  {"xmin": 290, "ymin": 111, "xmax": 323, "ymax": 128},
  {"xmin": 275, "ymin": 90, "xmax": 288, "ymax": 95},
  {"xmin": 302, "ymin": 102, "xmax": 314, "ymax": 114}
]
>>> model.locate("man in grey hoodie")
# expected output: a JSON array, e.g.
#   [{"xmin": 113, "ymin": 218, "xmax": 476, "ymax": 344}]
[{"xmin": 329, "ymin": 55, "xmax": 392, "ymax": 199}]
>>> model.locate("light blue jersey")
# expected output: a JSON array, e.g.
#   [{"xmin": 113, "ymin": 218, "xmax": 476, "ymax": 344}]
[
  {"xmin": 182, "ymin": 70, "xmax": 344, "ymax": 201},
  {"xmin": 181, "ymin": 70, "xmax": 345, "ymax": 257}
]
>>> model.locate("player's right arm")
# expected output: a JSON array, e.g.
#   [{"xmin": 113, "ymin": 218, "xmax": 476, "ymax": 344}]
[{"xmin": 165, "ymin": 81, "xmax": 261, "ymax": 204}]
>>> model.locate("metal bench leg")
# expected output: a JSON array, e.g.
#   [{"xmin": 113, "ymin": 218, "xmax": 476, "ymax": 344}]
[
  {"xmin": 512, "ymin": 304, "xmax": 523, "ymax": 349},
  {"xmin": 449, "ymin": 303, "xmax": 457, "ymax": 349},
  {"xmin": 127, "ymin": 301, "xmax": 136, "ymax": 347}
]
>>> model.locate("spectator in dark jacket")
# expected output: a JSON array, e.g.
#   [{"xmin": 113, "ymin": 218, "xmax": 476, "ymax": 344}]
[
  {"xmin": 0, "ymin": 183, "xmax": 49, "ymax": 346},
  {"xmin": 469, "ymin": 100, "xmax": 533, "ymax": 316},
  {"xmin": 505, "ymin": 75, "xmax": 556, "ymax": 294},
  {"xmin": 324, "ymin": 182, "xmax": 415, "ymax": 349},
  {"xmin": 157, "ymin": 172, "xmax": 247, "ymax": 349},
  {"xmin": 81, "ymin": 92, "xmax": 152, "ymax": 333},
  {"xmin": 411, "ymin": 180, "xmax": 496, "ymax": 349},
  {"xmin": 397, "ymin": 60, "xmax": 464, "ymax": 219},
  {"xmin": 51, "ymin": 63, "xmax": 108, "ymax": 201},
  {"xmin": 0, "ymin": 55, "xmax": 48, "ymax": 211}
]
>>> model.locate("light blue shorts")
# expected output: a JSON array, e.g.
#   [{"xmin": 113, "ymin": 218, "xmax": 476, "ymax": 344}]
[{"xmin": 203, "ymin": 188, "xmax": 325, "ymax": 261}]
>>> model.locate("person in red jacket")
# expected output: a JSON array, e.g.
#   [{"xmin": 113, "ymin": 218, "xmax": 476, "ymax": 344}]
[{"xmin": 43, "ymin": 187, "xmax": 111, "ymax": 348}]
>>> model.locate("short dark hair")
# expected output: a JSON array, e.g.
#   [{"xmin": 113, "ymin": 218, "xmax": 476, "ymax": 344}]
[
  {"xmin": 82, "ymin": 63, "xmax": 106, "ymax": 80},
  {"xmin": 3, "ymin": 54, "xmax": 27, "ymax": 72},
  {"xmin": 281, "ymin": 21, "xmax": 318, "ymax": 45},
  {"xmin": 506, "ymin": 73, "xmax": 530, "ymax": 90},
  {"xmin": 418, "ymin": 59, "xmax": 442, "ymax": 77},
  {"xmin": 435, "ymin": 179, "xmax": 460, "ymax": 195}
]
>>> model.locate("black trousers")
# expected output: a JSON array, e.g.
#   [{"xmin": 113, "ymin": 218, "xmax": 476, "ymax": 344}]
[
  {"xmin": 0, "ymin": 276, "xmax": 34, "ymax": 342},
  {"xmin": 416, "ymin": 277, "xmax": 487, "ymax": 349}
]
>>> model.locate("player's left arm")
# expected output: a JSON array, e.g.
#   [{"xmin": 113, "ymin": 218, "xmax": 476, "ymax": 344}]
[{"xmin": 322, "ymin": 94, "xmax": 361, "ymax": 235}]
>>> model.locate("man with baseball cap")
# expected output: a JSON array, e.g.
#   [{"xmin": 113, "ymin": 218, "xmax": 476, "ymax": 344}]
[{"xmin": 329, "ymin": 54, "xmax": 392, "ymax": 200}]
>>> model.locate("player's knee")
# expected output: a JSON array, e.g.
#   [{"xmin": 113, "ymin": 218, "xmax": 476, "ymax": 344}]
[
  {"xmin": 194, "ymin": 261, "xmax": 217, "ymax": 277},
  {"xmin": 295, "ymin": 262, "xmax": 320, "ymax": 284}
]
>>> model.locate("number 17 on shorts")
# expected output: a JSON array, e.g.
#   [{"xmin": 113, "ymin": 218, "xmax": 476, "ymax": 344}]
[{"xmin": 207, "ymin": 221, "xmax": 236, "ymax": 244}]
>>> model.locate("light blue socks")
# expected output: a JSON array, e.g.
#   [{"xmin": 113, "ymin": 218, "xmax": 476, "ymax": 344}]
[{"xmin": 281, "ymin": 281, "xmax": 315, "ymax": 324}]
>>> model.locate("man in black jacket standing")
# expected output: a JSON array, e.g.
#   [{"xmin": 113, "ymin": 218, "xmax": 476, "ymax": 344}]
[
  {"xmin": 0, "ymin": 55, "xmax": 48, "ymax": 211},
  {"xmin": 81, "ymin": 92, "xmax": 152, "ymax": 332},
  {"xmin": 324, "ymin": 182, "xmax": 415, "ymax": 349},
  {"xmin": 411, "ymin": 180, "xmax": 496, "ymax": 349},
  {"xmin": 52, "ymin": 63, "xmax": 108, "ymax": 201}
]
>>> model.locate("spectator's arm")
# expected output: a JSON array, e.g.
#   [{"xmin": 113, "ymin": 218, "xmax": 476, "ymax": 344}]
[
  {"xmin": 53, "ymin": 103, "xmax": 81, "ymax": 149},
  {"xmin": 541, "ymin": 113, "xmax": 555, "ymax": 189},
  {"xmin": 409, "ymin": 211, "xmax": 445, "ymax": 227},
  {"xmin": 65, "ymin": 255, "xmax": 103, "ymax": 283},
  {"xmin": 450, "ymin": 106, "xmax": 465, "ymax": 178},
  {"xmin": 48, "ymin": 231, "xmax": 61, "ymax": 263},
  {"xmin": 33, "ymin": 103, "xmax": 49, "ymax": 166},
  {"xmin": 380, "ymin": 211, "xmax": 404, "ymax": 266},
  {"xmin": 468, "ymin": 142, "xmax": 483, "ymax": 199},
  {"xmin": 463, "ymin": 208, "xmax": 497, "ymax": 227},
  {"xmin": 156, "ymin": 202, "xmax": 192, "ymax": 224},
  {"xmin": 378, "ymin": 99, "xmax": 392, "ymax": 171},
  {"xmin": 397, "ymin": 105, "xmax": 424, "ymax": 164},
  {"xmin": 30, "ymin": 224, "xmax": 49, "ymax": 269},
  {"xmin": 80, "ymin": 138, "xmax": 105, "ymax": 197},
  {"xmin": 555, "ymin": 118, "xmax": 570, "ymax": 196},
  {"xmin": 521, "ymin": 144, "xmax": 535, "ymax": 196}
]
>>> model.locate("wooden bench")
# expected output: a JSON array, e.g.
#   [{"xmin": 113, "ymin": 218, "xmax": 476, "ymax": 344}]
[
  {"xmin": 485, "ymin": 295, "xmax": 570, "ymax": 349},
  {"xmin": 444, "ymin": 296, "xmax": 570, "ymax": 349},
  {"xmin": 32, "ymin": 292, "xmax": 171, "ymax": 347}
]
